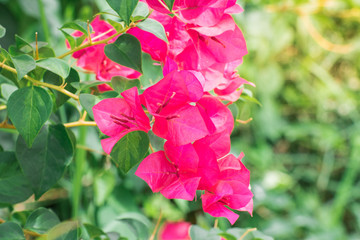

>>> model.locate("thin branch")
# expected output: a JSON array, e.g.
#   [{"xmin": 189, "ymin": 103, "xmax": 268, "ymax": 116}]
[
  {"xmin": 0, "ymin": 61, "xmax": 79, "ymax": 100},
  {"xmin": 149, "ymin": 211, "xmax": 163, "ymax": 240},
  {"xmin": 64, "ymin": 121, "xmax": 97, "ymax": 128},
  {"xmin": 57, "ymin": 26, "xmax": 129, "ymax": 59},
  {"xmin": 239, "ymin": 228, "xmax": 257, "ymax": 240},
  {"xmin": 0, "ymin": 105, "xmax": 6, "ymax": 111},
  {"xmin": 300, "ymin": 14, "xmax": 353, "ymax": 54},
  {"xmin": 236, "ymin": 118, "xmax": 253, "ymax": 125}
]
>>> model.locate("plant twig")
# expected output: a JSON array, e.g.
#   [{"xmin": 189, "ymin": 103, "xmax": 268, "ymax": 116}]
[
  {"xmin": 0, "ymin": 61, "xmax": 79, "ymax": 100},
  {"xmin": 57, "ymin": 26, "xmax": 130, "ymax": 59},
  {"xmin": 239, "ymin": 228, "xmax": 257, "ymax": 240},
  {"xmin": 149, "ymin": 211, "xmax": 163, "ymax": 240},
  {"xmin": 64, "ymin": 121, "xmax": 97, "ymax": 128}
]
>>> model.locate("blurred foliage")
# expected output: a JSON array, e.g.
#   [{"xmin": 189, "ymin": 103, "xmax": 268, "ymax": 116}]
[{"xmin": 0, "ymin": 0, "xmax": 360, "ymax": 239}]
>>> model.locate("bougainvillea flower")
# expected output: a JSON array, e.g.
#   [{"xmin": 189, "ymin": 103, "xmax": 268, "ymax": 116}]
[
  {"xmin": 197, "ymin": 94, "xmax": 234, "ymax": 134},
  {"xmin": 195, "ymin": 131, "xmax": 231, "ymax": 159},
  {"xmin": 202, "ymin": 180, "xmax": 253, "ymax": 224},
  {"xmin": 70, "ymin": 16, "xmax": 141, "ymax": 83},
  {"xmin": 135, "ymin": 144, "xmax": 201, "ymax": 200},
  {"xmin": 159, "ymin": 221, "xmax": 191, "ymax": 240},
  {"xmin": 217, "ymin": 153, "xmax": 250, "ymax": 185},
  {"xmin": 152, "ymin": 104, "xmax": 211, "ymax": 146},
  {"xmin": 93, "ymin": 87, "xmax": 150, "ymax": 154},
  {"xmin": 141, "ymin": 69, "xmax": 204, "ymax": 116},
  {"xmin": 146, "ymin": 0, "xmax": 243, "ymax": 27}
]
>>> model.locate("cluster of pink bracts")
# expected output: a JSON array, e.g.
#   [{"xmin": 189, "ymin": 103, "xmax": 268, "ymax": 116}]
[{"xmin": 71, "ymin": 0, "xmax": 254, "ymax": 224}]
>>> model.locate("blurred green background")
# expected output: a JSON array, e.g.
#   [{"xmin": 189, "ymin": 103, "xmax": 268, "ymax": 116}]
[{"xmin": 1, "ymin": 0, "xmax": 360, "ymax": 239}]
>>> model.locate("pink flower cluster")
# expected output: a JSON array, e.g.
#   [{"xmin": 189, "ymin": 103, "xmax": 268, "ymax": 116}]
[
  {"xmin": 71, "ymin": 0, "xmax": 254, "ymax": 224},
  {"xmin": 68, "ymin": 16, "xmax": 141, "ymax": 91},
  {"xmin": 129, "ymin": 0, "xmax": 254, "ymax": 101}
]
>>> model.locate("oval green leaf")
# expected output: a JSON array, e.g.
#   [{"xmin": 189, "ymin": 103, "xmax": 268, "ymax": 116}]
[
  {"xmin": 0, "ymin": 152, "xmax": 33, "ymax": 204},
  {"xmin": 25, "ymin": 208, "xmax": 60, "ymax": 234},
  {"xmin": 106, "ymin": 0, "xmax": 139, "ymax": 25},
  {"xmin": 110, "ymin": 131, "xmax": 149, "ymax": 174},
  {"xmin": 36, "ymin": 58, "xmax": 70, "ymax": 79},
  {"xmin": 137, "ymin": 18, "xmax": 168, "ymax": 43},
  {"xmin": 43, "ymin": 68, "xmax": 79, "ymax": 107},
  {"xmin": 15, "ymin": 124, "xmax": 74, "ymax": 199},
  {"xmin": 10, "ymin": 54, "xmax": 36, "ymax": 80},
  {"xmin": 0, "ymin": 24, "xmax": 5, "ymax": 39},
  {"xmin": 7, "ymin": 86, "xmax": 53, "ymax": 147},
  {"xmin": 0, "ymin": 222, "xmax": 25, "ymax": 240},
  {"xmin": 111, "ymin": 76, "xmax": 140, "ymax": 94},
  {"xmin": 104, "ymin": 33, "xmax": 142, "ymax": 73}
]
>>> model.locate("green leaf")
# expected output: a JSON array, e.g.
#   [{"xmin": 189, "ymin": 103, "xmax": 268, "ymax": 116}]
[
  {"xmin": 60, "ymin": 30, "xmax": 76, "ymax": 49},
  {"xmin": 1, "ymin": 83, "xmax": 18, "ymax": 100},
  {"xmin": 25, "ymin": 208, "xmax": 60, "ymax": 234},
  {"xmin": 117, "ymin": 213, "xmax": 152, "ymax": 239},
  {"xmin": 16, "ymin": 124, "xmax": 74, "ymax": 199},
  {"xmin": 104, "ymin": 34, "xmax": 142, "ymax": 73},
  {"xmin": 164, "ymin": 0, "xmax": 175, "ymax": 11},
  {"xmin": 43, "ymin": 68, "xmax": 80, "ymax": 107},
  {"xmin": 110, "ymin": 131, "xmax": 149, "ymax": 174},
  {"xmin": 47, "ymin": 221, "xmax": 79, "ymax": 240},
  {"xmin": 79, "ymin": 93, "xmax": 100, "ymax": 119},
  {"xmin": 37, "ymin": 47, "xmax": 56, "ymax": 59},
  {"xmin": 0, "ymin": 74, "xmax": 16, "ymax": 86},
  {"xmin": 0, "ymin": 24, "xmax": 5, "ymax": 39},
  {"xmin": 36, "ymin": 58, "xmax": 70, "ymax": 79},
  {"xmin": 190, "ymin": 226, "xmax": 222, "ymax": 240},
  {"xmin": 7, "ymin": 86, "xmax": 53, "ymax": 147},
  {"xmin": 71, "ymin": 80, "xmax": 111, "ymax": 91},
  {"xmin": 218, "ymin": 232, "xmax": 236, "ymax": 240},
  {"xmin": 15, "ymin": 35, "xmax": 32, "ymax": 52},
  {"xmin": 10, "ymin": 54, "xmax": 36, "ymax": 80},
  {"xmin": 107, "ymin": 19, "xmax": 124, "ymax": 32},
  {"xmin": 0, "ymin": 152, "xmax": 33, "ymax": 204},
  {"xmin": 60, "ymin": 20, "xmax": 93, "ymax": 36},
  {"xmin": 111, "ymin": 76, "xmax": 140, "ymax": 93},
  {"xmin": 0, "ymin": 222, "xmax": 25, "ymax": 240},
  {"xmin": 132, "ymin": 1, "xmax": 149, "ymax": 21},
  {"xmin": 226, "ymin": 228, "xmax": 274, "ymax": 240},
  {"xmin": 137, "ymin": 18, "xmax": 168, "ymax": 43},
  {"xmin": 106, "ymin": 0, "xmax": 139, "ymax": 25},
  {"xmin": 82, "ymin": 224, "xmax": 108, "ymax": 239}
]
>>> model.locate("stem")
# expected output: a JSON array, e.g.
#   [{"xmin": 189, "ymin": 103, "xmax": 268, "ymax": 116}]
[
  {"xmin": 214, "ymin": 219, "xmax": 218, "ymax": 228},
  {"xmin": 149, "ymin": 211, "xmax": 163, "ymax": 240},
  {"xmin": 37, "ymin": 0, "xmax": 51, "ymax": 44},
  {"xmin": 239, "ymin": 228, "xmax": 257, "ymax": 240},
  {"xmin": 0, "ymin": 61, "xmax": 79, "ymax": 100},
  {"xmin": 236, "ymin": 118, "xmax": 253, "ymax": 125},
  {"xmin": 72, "ymin": 125, "xmax": 87, "ymax": 219},
  {"xmin": 149, "ymin": 143, "xmax": 155, "ymax": 153},
  {"xmin": 0, "ymin": 105, "xmax": 6, "ymax": 111},
  {"xmin": 57, "ymin": 27, "xmax": 128, "ymax": 59},
  {"xmin": 64, "ymin": 121, "xmax": 97, "ymax": 128},
  {"xmin": 35, "ymin": 32, "xmax": 39, "ymax": 60}
]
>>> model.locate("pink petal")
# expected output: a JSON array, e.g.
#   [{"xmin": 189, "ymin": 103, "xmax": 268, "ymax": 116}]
[
  {"xmin": 160, "ymin": 222, "xmax": 191, "ymax": 240},
  {"xmin": 135, "ymin": 151, "xmax": 178, "ymax": 192},
  {"xmin": 161, "ymin": 177, "xmax": 201, "ymax": 201},
  {"xmin": 195, "ymin": 131, "xmax": 231, "ymax": 158},
  {"xmin": 153, "ymin": 105, "xmax": 210, "ymax": 146},
  {"xmin": 202, "ymin": 192, "xmax": 239, "ymax": 225}
]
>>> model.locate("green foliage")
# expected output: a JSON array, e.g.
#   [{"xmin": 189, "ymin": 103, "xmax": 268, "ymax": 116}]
[
  {"xmin": 36, "ymin": 58, "xmax": 70, "ymax": 79},
  {"xmin": 106, "ymin": 0, "xmax": 139, "ymax": 26},
  {"xmin": 25, "ymin": 208, "xmax": 60, "ymax": 234},
  {"xmin": 10, "ymin": 54, "xmax": 36, "ymax": 80},
  {"xmin": 0, "ymin": 222, "xmax": 25, "ymax": 240},
  {"xmin": 110, "ymin": 131, "xmax": 149, "ymax": 174},
  {"xmin": 0, "ymin": 152, "xmax": 33, "ymax": 204},
  {"xmin": 16, "ymin": 124, "xmax": 74, "ymax": 199},
  {"xmin": 111, "ymin": 76, "xmax": 140, "ymax": 93},
  {"xmin": 104, "ymin": 34, "xmax": 143, "ymax": 73},
  {"xmin": 7, "ymin": 86, "xmax": 53, "ymax": 147},
  {"xmin": 137, "ymin": 18, "xmax": 168, "ymax": 43}
]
